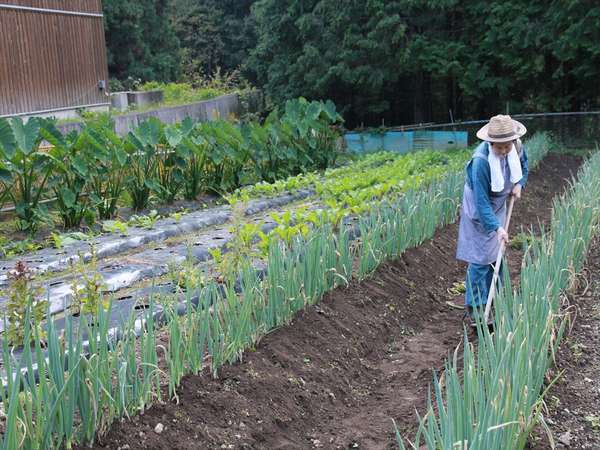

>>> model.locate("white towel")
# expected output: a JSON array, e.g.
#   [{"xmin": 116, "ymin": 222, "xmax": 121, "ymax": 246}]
[{"xmin": 488, "ymin": 143, "xmax": 523, "ymax": 192}]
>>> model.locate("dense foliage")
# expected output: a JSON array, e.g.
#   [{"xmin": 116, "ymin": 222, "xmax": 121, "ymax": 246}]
[
  {"xmin": 249, "ymin": 0, "xmax": 600, "ymax": 125},
  {"xmin": 103, "ymin": 0, "xmax": 181, "ymax": 83},
  {"xmin": 103, "ymin": 1, "xmax": 599, "ymax": 125}
]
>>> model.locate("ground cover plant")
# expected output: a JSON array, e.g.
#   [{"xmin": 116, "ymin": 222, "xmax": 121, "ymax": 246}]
[{"xmin": 139, "ymin": 81, "xmax": 227, "ymax": 105}]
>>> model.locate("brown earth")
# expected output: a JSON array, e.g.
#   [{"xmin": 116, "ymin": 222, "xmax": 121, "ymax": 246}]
[
  {"xmin": 528, "ymin": 235, "xmax": 600, "ymax": 450},
  {"xmin": 86, "ymin": 153, "xmax": 582, "ymax": 450}
]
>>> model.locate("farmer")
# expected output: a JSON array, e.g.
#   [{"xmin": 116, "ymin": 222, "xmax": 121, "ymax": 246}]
[{"xmin": 456, "ymin": 115, "xmax": 529, "ymax": 321}]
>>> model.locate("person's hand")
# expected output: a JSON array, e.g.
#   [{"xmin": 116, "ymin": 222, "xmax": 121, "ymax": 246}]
[
  {"xmin": 512, "ymin": 184, "xmax": 522, "ymax": 199},
  {"xmin": 497, "ymin": 227, "xmax": 509, "ymax": 245}
]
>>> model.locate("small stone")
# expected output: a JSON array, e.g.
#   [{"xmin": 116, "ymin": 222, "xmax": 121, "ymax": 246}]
[
  {"xmin": 154, "ymin": 423, "xmax": 165, "ymax": 434},
  {"xmin": 558, "ymin": 431, "xmax": 572, "ymax": 447},
  {"xmin": 584, "ymin": 377, "xmax": 593, "ymax": 383},
  {"xmin": 239, "ymin": 422, "xmax": 246, "ymax": 429}
]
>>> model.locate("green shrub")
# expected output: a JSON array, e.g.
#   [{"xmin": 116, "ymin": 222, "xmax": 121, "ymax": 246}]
[{"xmin": 139, "ymin": 81, "xmax": 226, "ymax": 105}]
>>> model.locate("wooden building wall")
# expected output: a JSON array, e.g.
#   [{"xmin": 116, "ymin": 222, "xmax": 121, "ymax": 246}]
[{"xmin": 0, "ymin": 0, "xmax": 109, "ymax": 117}]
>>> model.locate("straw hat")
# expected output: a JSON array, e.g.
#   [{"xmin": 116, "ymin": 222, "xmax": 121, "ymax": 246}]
[{"xmin": 476, "ymin": 115, "xmax": 527, "ymax": 142}]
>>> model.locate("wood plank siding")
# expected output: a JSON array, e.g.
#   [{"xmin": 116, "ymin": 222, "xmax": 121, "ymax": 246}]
[{"xmin": 0, "ymin": 0, "xmax": 109, "ymax": 117}]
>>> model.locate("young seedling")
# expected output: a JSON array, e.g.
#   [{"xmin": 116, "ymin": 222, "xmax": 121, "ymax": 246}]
[
  {"xmin": 4, "ymin": 261, "xmax": 47, "ymax": 346},
  {"xmin": 69, "ymin": 248, "xmax": 109, "ymax": 318}
]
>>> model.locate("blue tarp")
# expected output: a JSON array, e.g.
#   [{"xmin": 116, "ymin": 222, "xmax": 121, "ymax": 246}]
[{"xmin": 344, "ymin": 130, "xmax": 468, "ymax": 153}]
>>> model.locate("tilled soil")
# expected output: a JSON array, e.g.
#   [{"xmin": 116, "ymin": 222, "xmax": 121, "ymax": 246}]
[
  {"xmin": 87, "ymin": 153, "xmax": 582, "ymax": 450},
  {"xmin": 528, "ymin": 236, "xmax": 600, "ymax": 450}
]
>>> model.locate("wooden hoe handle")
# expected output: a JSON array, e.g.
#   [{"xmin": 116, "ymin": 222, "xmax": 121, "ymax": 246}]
[{"xmin": 483, "ymin": 195, "xmax": 516, "ymax": 323}]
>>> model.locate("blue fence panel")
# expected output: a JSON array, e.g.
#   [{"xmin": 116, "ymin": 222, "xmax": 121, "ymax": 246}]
[
  {"xmin": 432, "ymin": 131, "xmax": 468, "ymax": 150},
  {"xmin": 383, "ymin": 131, "xmax": 413, "ymax": 154},
  {"xmin": 344, "ymin": 133, "xmax": 364, "ymax": 153},
  {"xmin": 362, "ymin": 133, "xmax": 385, "ymax": 152},
  {"xmin": 344, "ymin": 130, "xmax": 467, "ymax": 153}
]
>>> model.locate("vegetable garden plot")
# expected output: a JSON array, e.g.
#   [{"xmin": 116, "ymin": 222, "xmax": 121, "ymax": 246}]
[
  {"xmin": 0, "ymin": 135, "xmax": 558, "ymax": 448},
  {"xmin": 0, "ymin": 147, "xmax": 472, "ymax": 329},
  {"xmin": 0, "ymin": 147, "xmax": 471, "ymax": 380},
  {"xmin": 77, "ymin": 153, "xmax": 582, "ymax": 450},
  {"xmin": 0, "ymin": 189, "xmax": 313, "ymax": 284}
]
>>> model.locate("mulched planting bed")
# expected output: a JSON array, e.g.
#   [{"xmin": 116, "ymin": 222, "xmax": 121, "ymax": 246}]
[
  {"xmin": 86, "ymin": 153, "xmax": 582, "ymax": 450},
  {"xmin": 528, "ymin": 235, "xmax": 600, "ymax": 450}
]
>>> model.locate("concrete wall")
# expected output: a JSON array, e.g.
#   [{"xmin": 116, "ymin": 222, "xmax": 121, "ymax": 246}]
[{"xmin": 58, "ymin": 91, "xmax": 263, "ymax": 135}]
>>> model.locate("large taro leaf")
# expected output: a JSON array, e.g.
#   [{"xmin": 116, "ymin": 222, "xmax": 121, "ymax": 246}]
[
  {"xmin": 131, "ymin": 118, "xmax": 162, "ymax": 149},
  {"xmin": 10, "ymin": 117, "xmax": 41, "ymax": 155},
  {"xmin": 0, "ymin": 118, "xmax": 17, "ymax": 158},
  {"xmin": 59, "ymin": 187, "xmax": 76, "ymax": 209},
  {"xmin": 323, "ymin": 100, "xmax": 343, "ymax": 123},
  {"xmin": 71, "ymin": 154, "xmax": 89, "ymax": 177},
  {"xmin": 39, "ymin": 120, "xmax": 66, "ymax": 149},
  {"xmin": 180, "ymin": 117, "xmax": 194, "ymax": 135},
  {"xmin": 165, "ymin": 123, "xmax": 184, "ymax": 148},
  {"xmin": 305, "ymin": 101, "xmax": 321, "ymax": 121}
]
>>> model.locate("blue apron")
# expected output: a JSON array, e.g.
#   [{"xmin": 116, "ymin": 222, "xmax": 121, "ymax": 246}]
[{"xmin": 456, "ymin": 146, "xmax": 512, "ymax": 266}]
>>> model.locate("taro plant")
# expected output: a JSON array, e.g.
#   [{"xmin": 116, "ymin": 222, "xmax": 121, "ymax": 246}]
[
  {"xmin": 181, "ymin": 132, "xmax": 207, "ymax": 200},
  {"xmin": 4, "ymin": 261, "xmax": 47, "ymax": 346},
  {"xmin": 125, "ymin": 118, "xmax": 162, "ymax": 211},
  {"xmin": 243, "ymin": 121, "xmax": 299, "ymax": 183},
  {"xmin": 0, "ymin": 117, "xmax": 55, "ymax": 233},
  {"xmin": 199, "ymin": 121, "xmax": 249, "ymax": 194},
  {"xmin": 42, "ymin": 122, "xmax": 96, "ymax": 228},
  {"xmin": 276, "ymin": 97, "xmax": 344, "ymax": 171},
  {"xmin": 155, "ymin": 120, "xmax": 192, "ymax": 203},
  {"xmin": 85, "ymin": 116, "xmax": 129, "ymax": 219}
]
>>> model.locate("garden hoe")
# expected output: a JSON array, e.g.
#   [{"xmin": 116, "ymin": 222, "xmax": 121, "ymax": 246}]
[{"xmin": 482, "ymin": 194, "xmax": 516, "ymax": 327}]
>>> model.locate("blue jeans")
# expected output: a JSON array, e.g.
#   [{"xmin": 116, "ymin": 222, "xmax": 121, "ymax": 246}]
[{"xmin": 465, "ymin": 263, "xmax": 504, "ymax": 308}]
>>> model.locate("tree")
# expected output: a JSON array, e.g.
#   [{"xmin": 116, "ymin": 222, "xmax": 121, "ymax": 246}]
[
  {"xmin": 103, "ymin": 0, "xmax": 181, "ymax": 83},
  {"xmin": 249, "ymin": 0, "xmax": 410, "ymax": 125},
  {"xmin": 171, "ymin": 0, "xmax": 257, "ymax": 78},
  {"xmin": 248, "ymin": 0, "xmax": 599, "ymax": 126}
]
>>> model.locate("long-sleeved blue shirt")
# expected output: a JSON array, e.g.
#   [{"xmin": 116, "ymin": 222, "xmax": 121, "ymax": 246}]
[{"xmin": 465, "ymin": 142, "xmax": 529, "ymax": 232}]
